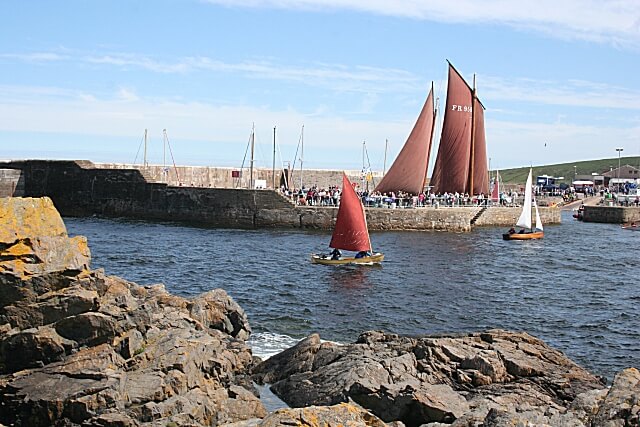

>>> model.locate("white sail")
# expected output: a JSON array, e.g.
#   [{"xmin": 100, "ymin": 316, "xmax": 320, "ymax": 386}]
[
  {"xmin": 534, "ymin": 197, "xmax": 543, "ymax": 231},
  {"xmin": 515, "ymin": 169, "xmax": 533, "ymax": 229}
]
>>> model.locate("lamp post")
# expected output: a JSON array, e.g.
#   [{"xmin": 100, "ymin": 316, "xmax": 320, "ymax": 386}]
[{"xmin": 616, "ymin": 148, "xmax": 623, "ymax": 193}]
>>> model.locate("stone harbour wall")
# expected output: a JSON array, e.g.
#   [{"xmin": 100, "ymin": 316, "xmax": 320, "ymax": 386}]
[
  {"xmin": 583, "ymin": 205, "xmax": 640, "ymax": 223},
  {"xmin": 475, "ymin": 206, "xmax": 560, "ymax": 227},
  {"xmin": 94, "ymin": 162, "xmax": 376, "ymax": 190},
  {"xmin": 0, "ymin": 160, "xmax": 560, "ymax": 231},
  {"xmin": 0, "ymin": 169, "xmax": 23, "ymax": 197}
]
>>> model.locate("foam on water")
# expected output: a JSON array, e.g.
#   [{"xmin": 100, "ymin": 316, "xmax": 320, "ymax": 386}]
[{"xmin": 248, "ymin": 332, "xmax": 301, "ymax": 361}]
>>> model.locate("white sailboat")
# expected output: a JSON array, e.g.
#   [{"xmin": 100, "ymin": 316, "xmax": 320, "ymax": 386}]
[{"xmin": 503, "ymin": 168, "xmax": 544, "ymax": 240}]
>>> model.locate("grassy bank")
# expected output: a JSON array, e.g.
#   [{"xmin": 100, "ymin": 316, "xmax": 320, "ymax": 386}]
[{"xmin": 495, "ymin": 156, "xmax": 640, "ymax": 185}]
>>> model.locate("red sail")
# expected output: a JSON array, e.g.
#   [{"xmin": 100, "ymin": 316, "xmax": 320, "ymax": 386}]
[
  {"xmin": 472, "ymin": 95, "xmax": 489, "ymax": 195},
  {"xmin": 430, "ymin": 64, "xmax": 473, "ymax": 194},
  {"xmin": 374, "ymin": 87, "xmax": 435, "ymax": 195},
  {"xmin": 329, "ymin": 173, "xmax": 372, "ymax": 252}
]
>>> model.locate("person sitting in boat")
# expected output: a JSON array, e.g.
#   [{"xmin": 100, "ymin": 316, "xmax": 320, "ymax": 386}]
[
  {"xmin": 508, "ymin": 227, "xmax": 516, "ymax": 234},
  {"xmin": 518, "ymin": 229, "xmax": 525, "ymax": 234},
  {"xmin": 330, "ymin": 248, "xmax": 342, "ymax": 260},
  {"xmin": 355, "ymin": 250, "xmax": 372, "ymax": 259}
]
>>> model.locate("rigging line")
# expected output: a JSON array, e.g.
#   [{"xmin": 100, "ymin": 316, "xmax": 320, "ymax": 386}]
[
  {"xmin": 163, "ymin": 130, "xmax": 181, "ymax": 184},
  {"xmin": 133, "ymin": 131, "xmax": 145, "ymax": 165},
  {"xmin": 275, "ymin": 135, "xmax": 289, "ymax": 190},
  {"xmin": 237, "ymin": 129, "xmax": 252, "ymax": 189},
  {"xmin": 363, "ymin": 142, "xmax": 377, "ymax": 189},
  {"xmin": 376, "ymin": 139, "xmax": 389, "ymax": 173},
  {"xmin": 290, "ymin": 128, "xmax": 303, "ymax": 188},
  {"xmin": 253, "ymin": 130, "xmax": 261, "ymax": 166}
]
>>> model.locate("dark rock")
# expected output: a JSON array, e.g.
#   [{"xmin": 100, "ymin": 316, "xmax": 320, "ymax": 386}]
[
  {"xmin": 55, "ymin": 312, "xmax": 117, "ymax": 347},
  {"xmin": 0, "ymin": 326, "xmax": 74, "ymax": 373},
  {"xmin": 0, "ymin": 284, "xmax": 99, "ymax": 329},
  {"xmin": 254, "ymin": 330, "xmax": 607, "ymax": 426},
  {"xmin": 189, "ymin": 289, "xmax": 252, "ymax": 340}
]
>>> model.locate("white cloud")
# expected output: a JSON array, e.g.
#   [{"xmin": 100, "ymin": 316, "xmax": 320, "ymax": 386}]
[
  {"xmin": 1, "ymin": 83, "xmax": 638, "ymax": 169},
  {"xmin": 0, "ymin": 52, "xmax": 67, "ymax": 62},
  {"xmin": 479, "ymin": 75, "xmax": 640, "ymax": 111},
  {"xmin": 203, "ymin": 0, "xmax": 640, "ymax": 48},
  {"xmin": 116, "ymin": 88, "xmax": 140, "ymax": 102},
  {"xmin": 86, "ymin": 54, "xmax": 191, "ymax": 74},
  {"xmin": 8, "ymin": 48, "xmax": 640, "ymax": 113}
]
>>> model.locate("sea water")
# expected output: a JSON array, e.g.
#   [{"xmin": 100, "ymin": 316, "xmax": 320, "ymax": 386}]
[{"xmin": 65, "ymin": 211, "xmax": 640, "ymax": 382}]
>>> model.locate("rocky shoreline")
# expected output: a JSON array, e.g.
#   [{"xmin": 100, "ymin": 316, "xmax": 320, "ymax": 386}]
[{"xmin": 0, "ymin": 197, "xmax": 637, "ymax": 426}]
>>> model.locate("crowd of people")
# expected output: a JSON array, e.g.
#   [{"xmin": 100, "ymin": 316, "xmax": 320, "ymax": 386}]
[
  {"xmin": 280, "ymin": 185, "xmax": 342, "ymax": 206},
  {"xmin": 280, "ymin": 185, "xmax": 521, "ymax": 208}
]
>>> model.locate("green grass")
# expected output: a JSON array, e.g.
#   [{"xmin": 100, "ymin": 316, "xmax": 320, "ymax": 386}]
[{"xmin": 494, "ymin": 156, "xmax": 640, "ymax": 184}]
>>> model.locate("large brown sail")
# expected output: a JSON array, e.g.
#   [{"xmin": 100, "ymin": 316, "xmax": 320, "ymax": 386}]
[
  {"xmin": 430, "ymin": 63, "xmax": 473, "ymax": 194},
  {"xmin": 374, "ymin": 86, "xmax": 435, "ymax": 195},
  {"xmin": 472, "ymin": 95, "xmax": 489, "ymax": 195}
]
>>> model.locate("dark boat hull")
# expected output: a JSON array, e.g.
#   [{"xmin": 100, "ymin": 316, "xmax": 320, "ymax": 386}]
[{"xmin": 311, "ymin": 253, "xmax": 384, "ymax": 265}]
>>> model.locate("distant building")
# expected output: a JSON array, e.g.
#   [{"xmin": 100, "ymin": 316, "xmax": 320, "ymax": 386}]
[
  {"xmin": 602, "ymin": 165, "xmax": 640, "ymax": 187},
  {"xmin": 536, "ymin": 175, "xmax": 557, "ymax": 187}
]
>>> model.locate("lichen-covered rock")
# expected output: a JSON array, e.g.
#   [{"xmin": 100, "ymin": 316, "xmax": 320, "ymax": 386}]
[
  {"xmin": 226, "ymin": 402, "xmax": 388, "ymax": 427},
  {"xmin": 0, "ymin": 197, "xmax": 265, "ymax": 426},
  {"xmin": 0, "ymin": 197, "xmax": 91, "ymax": 280},
  {"xmin": 0, "ymin": 196, "xmax": 67, "ymax": 242}
]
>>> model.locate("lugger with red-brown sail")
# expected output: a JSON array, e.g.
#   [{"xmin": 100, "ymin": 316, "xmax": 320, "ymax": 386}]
[
  {"xmin": 375, "ymin": 61, "xmax": 489, "ymax": 200},
  {"xmin": 311, "ymin": 173, "xmax": 384, "ymax": 265},
  {"xmin": 429, "ymin": 61, "xmax": 489, "ymax": 196},
  {"xmin": 374, "ymin": 83, "xmax": 437, "ymax": 195}
]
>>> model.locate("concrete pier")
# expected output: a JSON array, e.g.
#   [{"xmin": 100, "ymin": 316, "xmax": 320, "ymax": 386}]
[{"xmin": 582, "ymin": 205, "xmax": 640, "ymax": 224}]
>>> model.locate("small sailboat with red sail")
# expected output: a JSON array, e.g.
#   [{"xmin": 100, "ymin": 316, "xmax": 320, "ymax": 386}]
[
  {"xmin": 503, "ymin": 168, "xmax": 544, "ymax": 240},
  {"xmin": 311, "ymin": 173, "xmax": 384, "ymax": 265}
]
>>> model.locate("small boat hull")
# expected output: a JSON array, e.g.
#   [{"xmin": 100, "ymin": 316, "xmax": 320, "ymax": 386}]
[
  {"xmin": 311, "ymin": 253, "xmax": 384, "ymax": 265},
  {"xmin": 502, "ymin": 231, "xmax": 544, "ymax": 240},
  {"xmin": 622, "ymin": 224, "xmax": 640, "ymax": 231}
]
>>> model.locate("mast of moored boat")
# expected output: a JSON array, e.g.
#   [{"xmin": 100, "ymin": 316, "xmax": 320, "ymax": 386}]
[
  {"xmin": 362, "ymin": 140, "xmax": 366, "ymax": 190},
  {"xmin": 249, "ymin": 123, "xmax": 255, "ymax": 189},
  {"xmin": 272, "ymin": 126, "xmax": 276, "ymax": 189},
  {"xmin": 383, "ymin": 138, "xmax": 388, "ymax": 176},
  {"xmin": 299, "ymin": 125, "xmax": 304, "ymax": 189}
]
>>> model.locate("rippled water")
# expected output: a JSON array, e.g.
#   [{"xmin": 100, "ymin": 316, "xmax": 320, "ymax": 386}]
[{"xmin": 64, "ymin": 211, "xmax": 640, "ymax": 381}]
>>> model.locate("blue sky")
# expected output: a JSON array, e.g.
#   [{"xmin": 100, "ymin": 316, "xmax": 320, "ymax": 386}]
[{"xmin": 1, "ymin": 0, "xmax": 639, "ymax": 171}]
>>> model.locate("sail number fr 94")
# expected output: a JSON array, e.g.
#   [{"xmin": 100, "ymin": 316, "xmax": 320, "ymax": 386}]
[{"xmin": 451, "ymin": 104, "xmax": 472, "ymax": 112}]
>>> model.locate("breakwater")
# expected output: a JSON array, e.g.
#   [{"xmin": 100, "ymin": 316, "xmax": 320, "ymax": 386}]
[
  {"xmin": 582, "ymin": 205, "xmax": 640, "ymax": 223},
  {"xmin": 0, "ymin": 168, "xmax": 23, "ymax": 197},
  {"xmin": 0, "ymin": 160, "xmax": 560, "ymax": 231}
]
